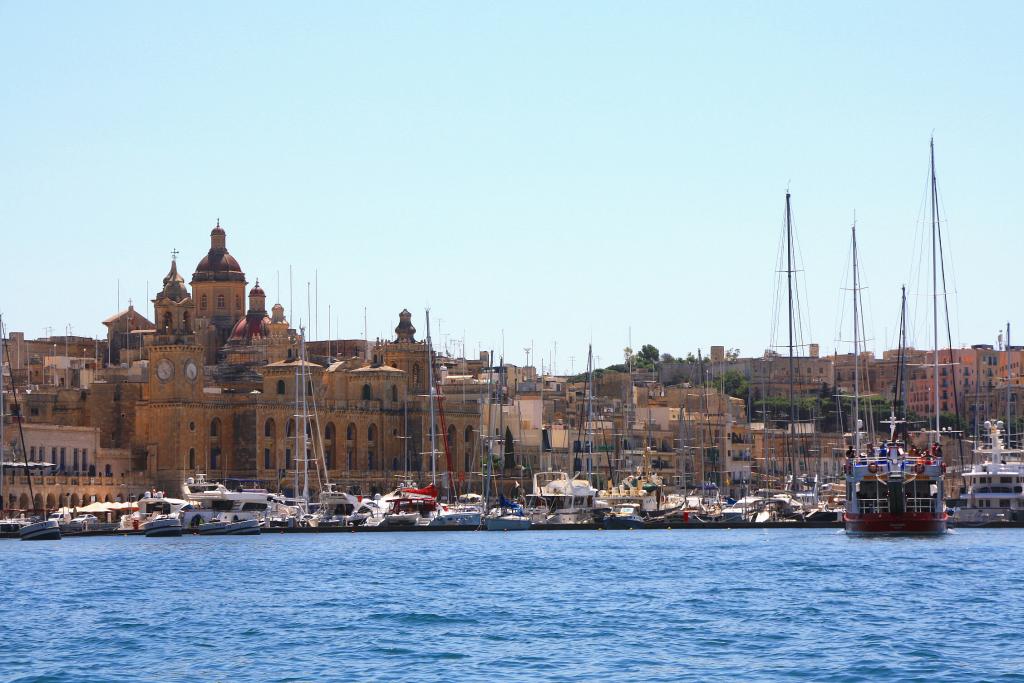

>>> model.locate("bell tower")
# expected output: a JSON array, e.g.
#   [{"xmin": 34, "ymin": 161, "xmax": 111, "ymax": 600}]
[{"xmin": 149, "ymin": 252, "xmax": 204, "ymax": 402}]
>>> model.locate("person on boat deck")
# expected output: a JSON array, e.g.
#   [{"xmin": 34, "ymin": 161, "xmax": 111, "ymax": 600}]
[
  {"xmin": 846, "ymin": 447, "xmax": 855, "ymax": 459},
  {"xmin": 932, "ymin": 443, "xmax": 943, "ymax": 459}
]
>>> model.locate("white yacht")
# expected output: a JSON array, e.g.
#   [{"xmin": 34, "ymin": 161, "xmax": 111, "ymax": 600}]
[
  {"xmin": 120, "ymin": 494, "xmax": 189, "ymax": 532},
  {"xmin": 181, "ymin": 474, "xmax": 274, "ymax": 528},
  {"xmin": 526, "ymin": 472, "xmax": 598, "ymax": 525},
  {"xmin": 955, "ymin": 420, "xmax": 1024, "ymax": 525},
  {"xmin": 309, "ymin": 483, "xmax": 361, "ymax": 527},
  {"xmin": 381, "ymin": 483, "xmax": 441, "ymax": 526}
]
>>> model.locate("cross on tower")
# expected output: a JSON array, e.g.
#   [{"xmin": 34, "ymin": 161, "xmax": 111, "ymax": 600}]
[{"xmin": 171, "ymin": 248, "xmax": 179, "ymax": 261}]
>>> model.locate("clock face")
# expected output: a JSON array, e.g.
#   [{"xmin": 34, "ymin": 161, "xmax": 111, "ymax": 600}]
[
  {"xmin": 184, "ymin": 359, "xmax": 198, "ymax": 382},
  {"xmin": 156, "ymin": 358, "xmax": 174, "ymax": 382}
]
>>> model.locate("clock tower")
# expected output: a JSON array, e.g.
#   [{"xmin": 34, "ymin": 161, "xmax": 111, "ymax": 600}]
[{"xmin": 149, "ymin": 254, "xmax": 204, "ymax": 401}]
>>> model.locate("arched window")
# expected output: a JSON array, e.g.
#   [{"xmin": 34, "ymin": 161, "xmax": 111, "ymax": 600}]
[
  {"xmin": 286, "ymin": 418, "xmax": 295, "ymax": 438},
  {"xmin": 216, "ymin": 294, "xmax": 225, "ymax": 309},
  {"xmin": 324, "ymin": 423, "xmax": 335, "ymax": 469},
  {"xmin": 162, "ymin": 311, "xmax": 172, "ymax": 331},
  {"xmin": 264, "ymin": 418, "xmax": 275, "ymax": 438},
  {"xmin": 182, "ymin": 311, "xmax": 191, "ymax": 330},
  {"xmin": 367, "ymin": 424, "xmax": 377, "ymax": 442},
  {"xmin": 188, "ymin": 448, "xmax": 196, "ymax": 469},
  {"xmin": 391, "ymin": 384, "xmax": 399, "ymax": 402},
  {"xmin": 276, "ymin": 380, "xmax": 286, "ymax": 395},
  {"xmin": 412, "ymin": 364, "xmax": 421, "ymax": 387},
  {"xmin": 210, "ymin": 418, "xmax": 220, "ymax": 437},
  {"xmin": 448, "ymin": 425, "xmax": 458, "ymax": 468},
  {"xmin": 361, "ymin": 384, "xmax": 372, "ymax": 401},
  {"xmin": 201, "ymin": 294, "xmax": 208, "ymax": 310},
  {"xmin": 346, "ymin": 423, "xmax": 356, "ymax": 441}
]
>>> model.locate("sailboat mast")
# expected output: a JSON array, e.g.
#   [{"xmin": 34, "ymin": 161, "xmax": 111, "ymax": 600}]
[
  {"xmin": 1007, "ymin": 322, "xmax": 1012, "ymax": 443},
  {"xmin": 426, "ymin": 309, "xmax": 436, "ymax": 486},
  {"xmin": 585, "ymin": 344, "xmax": 594, "ymax": 482},
  {"xmin": 293, "ymin": 333, "xmax": 301, "ymax": 504},
  {"xmin": 930, "ymin": 138, "xmax": 941, "ymax": 438},
  {"xmin": 300, "ymin": 329, "xmax": 310, "ymax": 506},
  {"xmin": 785, "ymin": 192, "xmax": 797, "ymax": 482},
  {"xmin": 852, "ymin": 224, "xmax": 861, "ymax": 455}
]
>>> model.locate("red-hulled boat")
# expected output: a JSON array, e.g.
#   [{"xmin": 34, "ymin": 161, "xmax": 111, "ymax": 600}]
[{"xmin": 844, "ymin": 441, "xmax": 947, "ymax": 535}]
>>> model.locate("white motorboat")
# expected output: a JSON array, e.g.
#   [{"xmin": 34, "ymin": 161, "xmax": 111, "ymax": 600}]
[
  {"xmin": 309, "ymin": 483, "xmax": 361, "ymax": 527},
  {"xmin": 955, "ymin": 420, "xmax": 1024, "ymax": 525},
  {"xmin": 528, "ymin": 471, "xmax": 598, "ymax": 525},
  {"xmin": 19, "ymin": 518, "xmax": 61, "ymax": 541},
  {"xmin": 120, "ymin": 495, "xmax": 189, "ymax": 531},
  {"xmin": 381, "ymin": 483, "xmax": 441, "ymax": 526},
  {"xmin": 181, "ymin": 474, "xmax": 274, "ymax": 528}
]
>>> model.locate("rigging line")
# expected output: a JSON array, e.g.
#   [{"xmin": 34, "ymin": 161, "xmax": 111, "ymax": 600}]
[{"xmin": 935, "ymin": 178, "xmax": 966, "ymax": 470}]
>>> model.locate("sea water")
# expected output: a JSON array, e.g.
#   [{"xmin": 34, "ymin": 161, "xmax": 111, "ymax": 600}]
[{"xmin": 1, "ymin": 528, "xmax": 1022, "ymax": 682}]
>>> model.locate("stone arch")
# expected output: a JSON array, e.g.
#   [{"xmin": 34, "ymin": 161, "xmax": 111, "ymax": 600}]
[
  {"xmin": 104, "ymin": 494, "xmax": 113, "ymax": 503},
  {"xmin": 361, "ymin": 384, "xmax": 372, "ymax": 401},
  {"xmin": 18, "ymin": 493, "xmax": 29, "ymax": 511},
  {"xmin": 34, "ymin": 493, "xmax": 43, "ymax": 512},
  {"xmin": 276, "ymin": 379, "xmax": 286, "ymax": 395},
  {"xmin": 264, "ymin": 417, "xmax": 276, "ymax": 438},
  {"xmin": 69, "ymin": 493, "xmax": 80, "ymax": 508},
  {"xmin": 46, "ymin": 493, "xmax": 57, "ymax": 510},
  {"xmin": 210, "ymin": 417, "xmax": 221, "ymax": 437}
]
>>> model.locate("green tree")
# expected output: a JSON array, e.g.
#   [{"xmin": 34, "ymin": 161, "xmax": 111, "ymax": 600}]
[{"xmin": 638, "ymin": 344, "xmax": 660, "ymax": 365}]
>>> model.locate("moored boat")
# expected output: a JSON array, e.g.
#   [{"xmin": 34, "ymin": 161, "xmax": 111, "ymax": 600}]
[
  {"xmin": 603, "ymin": 503, "xmax": 646, "ymax": 529},
  {"xmin": 954, "ymin": 420, "xmax": 1024, "ymax": 525},
  {"xmin": 142, "ymin": 514, "xmax": 183, "ymax": 537},
  {"xmin": 19, "ymin": 518, "xmax": 61, "ymax": 541}
]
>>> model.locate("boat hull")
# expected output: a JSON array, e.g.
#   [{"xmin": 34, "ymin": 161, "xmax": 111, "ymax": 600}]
[
  {"xmin": 844, "ymin": 512, "xmax": 947, "ymax": 535},
  {"xmin": 143, "ymin": 518, "xmax": 183, "ymax": 537},
  {"xmin": 604, "ymin": 516, "xmax": 646, "ymax": 530},
  {"xmin": 224, "ymin": 519, "xmax": 261, "ymax": 535},
  {"xmin": 485, "ymin": 516, "xmax": 531, "ymax": 531},
  {"xmin": 19, "ymin": 519, "xmax": 61, "ymax": 541}
]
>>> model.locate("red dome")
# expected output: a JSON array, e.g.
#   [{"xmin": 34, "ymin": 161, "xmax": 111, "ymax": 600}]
[
  {"xmin": 249, "ymin": 284, "xmax": 266, "ymax": 297},
  {"xmin": 196, "ymin": 251, "xmax": 242, "ymax": 274},
  {"xmin": 228, "ymin": 314, "xmax": 272, "ymax": 343}
]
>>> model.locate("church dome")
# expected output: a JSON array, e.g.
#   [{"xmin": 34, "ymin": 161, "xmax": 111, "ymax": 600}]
[
  {"xmin": 228, "ymin": 313, "xmax": 272, "ymax": 343},
  {"xmin": 193, "ymin": 219, "xmax": 246, "ymax": 282},
  {"xmin": 249, "ymin": 283, "xmax": 266, "ymax": 298}
]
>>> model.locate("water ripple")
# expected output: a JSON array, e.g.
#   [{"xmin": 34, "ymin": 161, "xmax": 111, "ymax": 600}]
[{"xmin": 1, "ymin": 529, "xmax": 1022, "ymax": 681}]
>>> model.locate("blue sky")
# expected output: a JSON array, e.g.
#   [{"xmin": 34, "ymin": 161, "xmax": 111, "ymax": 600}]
[{"xmin": 1, "ymin": 2, "xmax": 1021, "ymax": 371}]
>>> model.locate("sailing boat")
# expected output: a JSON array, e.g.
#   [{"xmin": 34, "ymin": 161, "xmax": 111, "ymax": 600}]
[
  {"xmin": 0, "ymin": 319, "xmax": 61, "ymax": 540},
  {"xmin": 844, "ymin": 145, "xmax": 949, "ymax": 534}
]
